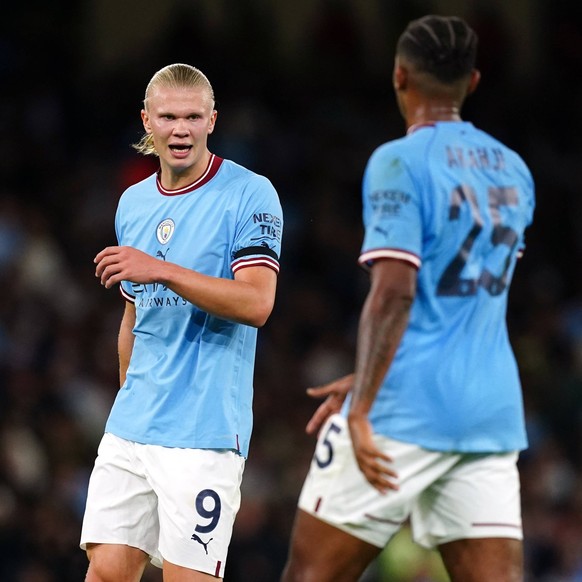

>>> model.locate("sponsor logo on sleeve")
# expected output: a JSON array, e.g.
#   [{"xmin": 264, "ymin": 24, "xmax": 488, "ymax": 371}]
[
  {"xmin": 252, "ymin": 213, "xmax": 282, "ymax": 242},
  {"xmin": 370, "ymin": 190, "xmax": 411, "ymax": 216}
]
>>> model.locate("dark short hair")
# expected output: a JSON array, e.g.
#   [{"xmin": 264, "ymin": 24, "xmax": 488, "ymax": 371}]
[{"xmin": 396, "ymin": 15, "xmax": 478, "ymax": 83}]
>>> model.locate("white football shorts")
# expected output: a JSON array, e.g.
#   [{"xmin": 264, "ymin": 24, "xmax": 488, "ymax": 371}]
[
  {"xmin": 298, "ymin": 414, "xmax": 522, "ymax": 549},
  {"xmin": 80, "ymin": 432, "xmax": 245, "ymax": 578}
]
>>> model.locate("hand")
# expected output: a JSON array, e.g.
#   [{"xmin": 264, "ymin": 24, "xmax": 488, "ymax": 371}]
[
  {"xmin": 94, "ymin": 246, "xmax": 162, "ymax": 289},
  {"xmin": 305, "ymin": 374, "xmax": 353, "ymax": 436},
  {"xmin": 348, "ymin": 412, "xmax": 398, "ymax": 494}
]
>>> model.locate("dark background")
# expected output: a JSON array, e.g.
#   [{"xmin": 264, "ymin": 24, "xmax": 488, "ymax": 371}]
[{"xmin": 1, "ymin": 0, "xmax": 582, "ymax": 580}]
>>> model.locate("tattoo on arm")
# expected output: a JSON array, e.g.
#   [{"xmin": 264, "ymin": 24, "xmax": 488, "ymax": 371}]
[{"xmin": 351, "ymin": 285, "xmax": 413, "ymax": 411}]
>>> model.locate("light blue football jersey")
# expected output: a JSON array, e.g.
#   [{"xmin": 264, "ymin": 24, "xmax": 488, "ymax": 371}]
[
  {"xmin": 348, "ymin": 121, "xmax": 535, "ymax": 452},
  {"xmin": 104, "ymin": 155, "xmax": 283, "ymax": 457}
]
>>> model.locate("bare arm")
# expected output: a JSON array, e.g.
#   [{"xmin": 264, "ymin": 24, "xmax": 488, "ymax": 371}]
[
  {"xmin": 348, "ymin": 259, "xmax": 416, "ymax": 493},
  {"xmin": 118, "ymin": 301, "xmax": 136, "ymax": 387},
  {"xmin": 94, "ymin": 246, "xmax": 278, "ymax": 327}
]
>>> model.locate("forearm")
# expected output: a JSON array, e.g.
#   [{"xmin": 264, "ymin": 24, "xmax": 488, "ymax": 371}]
[
  {"xmin": 349, "ymin": 279, "xmax": 413, "ymax": 417},
  {"xmin": 95, "ymin": 245, "xmax": 277, "ymax": 327},
  {"xmin": 157, "ymin": 261, "xmax": 276, "ymax": 327}
]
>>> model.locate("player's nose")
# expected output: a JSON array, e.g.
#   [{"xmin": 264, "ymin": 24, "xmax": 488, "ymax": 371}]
[{"xmin": 172, "ymin": 119, "xmax": 189, "ymax": 136}]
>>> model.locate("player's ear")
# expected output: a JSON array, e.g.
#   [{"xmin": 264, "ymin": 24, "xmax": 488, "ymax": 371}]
[
  {"xmin": 393, "ymin": 61, "xmax": 408, "ymax": 91},
  {"xmin": 466, "ymin": 69, "xmax": 481, "ymax": 95},
  {"xmin": 208, "ymin": 110, "xmax": 217, "ymax": 135},
  {"xmin": 141, "ymin": 109, "xmax": 152, "ymax": 133}
]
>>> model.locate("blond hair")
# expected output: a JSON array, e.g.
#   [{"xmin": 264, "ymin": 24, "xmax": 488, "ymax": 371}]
[{"xmin": 132, "ymin": 63, "xmax": 215, "ymax": 156}]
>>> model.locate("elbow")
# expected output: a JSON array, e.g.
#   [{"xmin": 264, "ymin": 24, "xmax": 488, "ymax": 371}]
[
  {"xmin": 248, "ymin": 308, "xmax": 273, "ymax": 328},
  {"xmin": 245, "ymin": 300, "xmax": 275, "ymax": 328},
  {"xmin": 399, "ymin": 290, "xmax": 415, "ymax": 311},
  {"xmin": 371, "ymin": 286, "xmax": 414, "ymax": 317},
  {"xmin": 369, "ymin": 260, "xmax": 416, "ymax": 314},
  {"xmin": 394, "ymin": 291, "xmax": 415, "ymax": 315},
  {"xmin": 245, "ymin": 316, "xmax": 270, "ymax": 328},
  {"xmin": 370, "ymin": 271, "xmax": 416, "ymax": 316}
]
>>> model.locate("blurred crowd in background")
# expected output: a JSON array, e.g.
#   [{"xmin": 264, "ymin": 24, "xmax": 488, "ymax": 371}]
[{"xmin": 2, "ymin": 0, "xmax": 582, "ymax": 580}]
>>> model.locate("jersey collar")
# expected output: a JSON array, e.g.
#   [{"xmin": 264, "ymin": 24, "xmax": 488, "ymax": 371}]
[
  {"xmin": 406, "ymin": 122, "xmax": 436, "ymax": 135},
  {"xmin": 156, "ymin": 154, "xmax": 224, "ymax": 196}
]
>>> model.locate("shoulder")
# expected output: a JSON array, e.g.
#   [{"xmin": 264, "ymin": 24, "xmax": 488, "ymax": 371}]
[
  {"xmin": 218, "ymin": 158, "xmax": 280, "ymax": 204},
  {"xmin": 219, "ymin": 158, "xmax": 274, "ymax": 188},
  {"xmin": 470, "ymin": 125, "xmax": 525, "ymax": 163},
  {"xmin": 119, "ymin": 173, "xmax": 157, "ymax": 202},
  {"xmin": 369, "ymin": 134, "xmax": 415, "ymax": 161},
  {"xmin": 364, "ymin": 135, "xmax": 423, "ymax": 188},
  {"xmin": 367, "ymin": 132, "xmax": 429, "ymax": 172},
  {"xmin": 473, "ymin": 127, "xmax": 534, "ymax": 185}
]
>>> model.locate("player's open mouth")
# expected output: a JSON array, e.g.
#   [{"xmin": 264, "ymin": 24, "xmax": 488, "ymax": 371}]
[
  {"xmin": 169, "ymin": 145, "xmax": 193, "ymax": 158},
  {"xmin": 169, "ymin": 145, "xmax": 192, "ymax": 152}
]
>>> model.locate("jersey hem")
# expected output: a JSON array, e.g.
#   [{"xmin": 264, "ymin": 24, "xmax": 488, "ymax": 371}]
[
  {"xmin": 103, "ymin": 428, "xmax": 249, "ymax": 458},
  {"xmin": 376, "ymin": 433, "xmax": 528, "ymax": 454}
]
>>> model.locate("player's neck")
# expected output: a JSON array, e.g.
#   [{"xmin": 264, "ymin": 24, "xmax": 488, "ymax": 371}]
[
  {"xmin": 159, "ymin": 150, "xmax": 212, "ymax": 191},
  {"xmin": 405, "ymin": 102, "xmax": 462, "ymax": 131}
]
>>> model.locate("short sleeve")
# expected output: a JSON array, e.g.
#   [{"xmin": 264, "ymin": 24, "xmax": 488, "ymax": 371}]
[
  {"xmin": 359, "ymin": 145, "xmax": 422, "ymax": 270},
  {"xmin": 231, "ymin": 175, "xmax": 283, "ymax": 274}
]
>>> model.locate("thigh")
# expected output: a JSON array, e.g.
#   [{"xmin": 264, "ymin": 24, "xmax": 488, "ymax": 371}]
[
  {"xmin": 439, "ymin": 537, "xmax": 523, "ymax": 582},
  {"xmin": 80, "ymin": 433, "xmax": 161, "ymax": 563},
  {"xmin": 141, "ymin": 445, "xmax": 245, "ymax": 579},
  {"xmin": 412, "ymin": 452, "xmax": 522, "ymax": 549},
  {"xmin": 282, "ymin": 509, "xmax": 381, "ymax": 582}
]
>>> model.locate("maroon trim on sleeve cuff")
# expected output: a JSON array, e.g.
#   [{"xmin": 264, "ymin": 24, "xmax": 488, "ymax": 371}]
[
  {"xmin": 232, "ymin": 257, "xmax": 280, "ymax": 274},
  {"xmin": 119, "ymin": 285, "xmax": 136, "ymax": 303},
  {"xmin": 359, "ymin": 248, "xmax": 421, "ymax": 270}
]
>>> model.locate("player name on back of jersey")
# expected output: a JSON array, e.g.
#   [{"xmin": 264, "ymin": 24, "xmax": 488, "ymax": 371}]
[{"xmin": 445, "ymin": 145, "xmax": 506, "ymax": 171}]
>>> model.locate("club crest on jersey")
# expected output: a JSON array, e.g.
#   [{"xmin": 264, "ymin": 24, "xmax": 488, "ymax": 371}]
[{"xmin": 156, "ymin": 218, "xmax": 175, "ymax": 244}]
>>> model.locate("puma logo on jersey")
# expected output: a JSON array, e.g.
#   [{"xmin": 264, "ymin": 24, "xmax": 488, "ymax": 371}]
[{"xmin": 191, "ymin": 533, "xmax": 213, "ymax": 554}]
